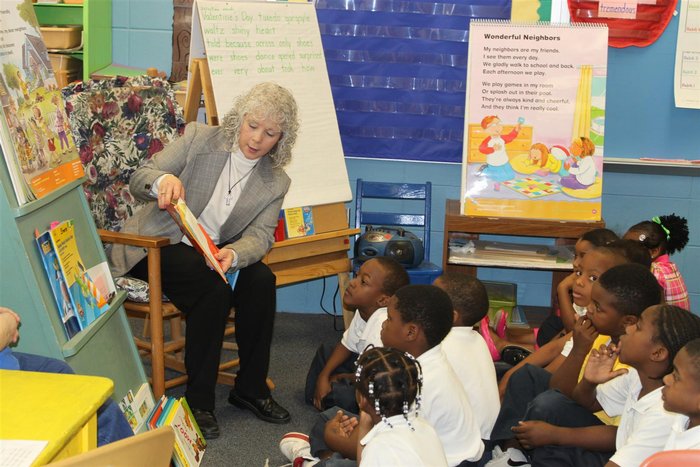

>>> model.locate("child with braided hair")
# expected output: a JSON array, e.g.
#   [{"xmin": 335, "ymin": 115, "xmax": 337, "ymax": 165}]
[
  {"xmin": 353, "ymin": 346, "xmax": 447, "ymax": 466},
  {"xmin": 624, "ymin": 214, "xmax": 690, "ymax": 310},
  {"xmin": 513, "ymin": 304, "xmax": 700, "ymax": 466},
  {"xmin": 281, "ymin": 285, "xmax": 483, "ymax": 467}
]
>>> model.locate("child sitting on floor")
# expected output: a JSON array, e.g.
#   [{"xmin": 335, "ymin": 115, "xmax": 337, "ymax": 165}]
[
  {"xmin": 661, "ymin": 337, "xmax": 700, "ymax": 451},
  {"xmin": 624, "ymin": 213, "xmax": 691, "ymax": 310},
  {"xmin": 435, "ymin": 273, "xmax": 500, "ymax": 441},
  {"xmin": 496, "ymin": 242, "xmax": 631, "ymax": 399},
  {"xmin": 486, "ymin": 263, "xmax": 662, "ymax": 467},
  {"xmin": 305, "ymin": 257, "xmax": 409, "ymax": 412},
  {"xmin": 353, "ymin": 346, "xmax": 448, "ymax": 466},
  {"xmin": 283, "ymin": 285, "xmax": 483, "ymax": 467},
  {"xmin": 513, "ymin": 304, "xmax": 700, "ymax": 466},
  {"xmin": 483, "ymin": 228, "xmax": 618, "ymax": 360}
]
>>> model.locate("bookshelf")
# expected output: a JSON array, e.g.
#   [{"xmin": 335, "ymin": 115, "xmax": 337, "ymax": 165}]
[
  {"xmin": 33, "ymin": 0, "xmax": 144, "ymax": 81},
  {"xmin": 0, "ymin": 152, "xmax": 148, "ymax": 403},
  {"xmin": 442, "ymin": 199, "xmax": 606, "ymax": 306}
]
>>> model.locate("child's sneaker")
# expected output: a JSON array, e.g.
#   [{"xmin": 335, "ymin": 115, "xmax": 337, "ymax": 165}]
[
  {"xmin": 279, "ymin": 432, "xmax": 318, "ymax": 467},
  {"xmin": 485, "ymin": 446, "xmax": 530, "ymax": 467}
]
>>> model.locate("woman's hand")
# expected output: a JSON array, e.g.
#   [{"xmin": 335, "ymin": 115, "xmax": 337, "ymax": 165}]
[
  {"xmin": 214, "ymin": 249, "xmax": 235, "ymax": 272},
  {"xmin": 157, "ymin": 174, "xmax": 185, "ymax": 209}
]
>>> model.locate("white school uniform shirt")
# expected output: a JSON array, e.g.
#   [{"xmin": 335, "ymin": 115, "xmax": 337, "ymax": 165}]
[
  {"xmin": 664, "ymin": 415, "xmax": 700, "ymax": 450},
  {"xmin": 418, "ymin": 344, "xmax": 484, "ymax": 466},
  {"xmin": 359, "ymin": 413, "xmax": 448, "ymax": 466},
  {"xmin": 340, "ymin": 307, "xmax": 387, "ymax": 354},
  {"xmin": 596, "ymin": 368, "xmax": 677, "ymax": 466},
  {"xmin": 442, "ymin": 327, "xmax": 500, "ymax": 439}
]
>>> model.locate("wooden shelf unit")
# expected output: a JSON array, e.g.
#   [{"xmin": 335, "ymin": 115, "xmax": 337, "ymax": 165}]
[
  {"xmin": 442, "ymin": 199, "xmax": 606, "ymax": 306},
  {"xmin": 33, "ymin": 0, "xmax": 112, "ymax": 82}
]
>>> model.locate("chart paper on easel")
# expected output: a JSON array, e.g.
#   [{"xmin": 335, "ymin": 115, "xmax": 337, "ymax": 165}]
[{"xmin": 191, "ymin": 0, "xmax": 351, "ymax": 209}]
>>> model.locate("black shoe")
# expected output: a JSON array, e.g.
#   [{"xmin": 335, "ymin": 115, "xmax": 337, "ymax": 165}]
[
  {"xmin": 501, "ymin": 345, "xmax": 532, "ymax": 366},
  {"xmin": 190, "ymin": 408, "xmax": 220, "ymax": 439},
  {"xmin": 228, "ymin": 390, "xmax": 291, "ymax": 424}
]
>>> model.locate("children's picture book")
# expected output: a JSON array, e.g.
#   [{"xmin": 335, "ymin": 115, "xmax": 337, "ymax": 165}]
[
  {"xmin": 46, "ymin": 220, "xmax": 110, "ymax": 329},
  {"xmin": 166, "ymin": 198, "xmax": 228, "ymax": 283},
  {"xmin": 118, "ymin": 383, "xmax": 156, "ymax": 434},
  {"xmin": 145, "ymin": 395, "xmax": 207, "ymax": 467},
  {"xmin": 35, "ymin": 230, "xmax": 81, "ymax": 339},
  {"xmin": 147, "ymin": 395, "xmax": 169, "ymax": 431},
  {"xmin": 461, "ymin": 21, "xmax": 608, "ymax": 221},
  {"xmin": 284, "ymin": 206, "xmax": 315, "ymax": 238},
  {"xmin": 0, "ymin": 0, "xmax": 85, "ymax": 205},
  {"xmin": 170, "ymin": 398, "xmax": 207, "ymax": 467}
]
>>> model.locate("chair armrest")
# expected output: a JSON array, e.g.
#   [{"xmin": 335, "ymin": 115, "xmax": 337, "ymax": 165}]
[{"xmin": 97, "ymin": 229, "xmax": 171, "ymax": 248}]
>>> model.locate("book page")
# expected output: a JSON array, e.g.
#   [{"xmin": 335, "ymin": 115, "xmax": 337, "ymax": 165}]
[{"xmin": 167, "ymin": 199, "xmax": 228, "ymax": 282}]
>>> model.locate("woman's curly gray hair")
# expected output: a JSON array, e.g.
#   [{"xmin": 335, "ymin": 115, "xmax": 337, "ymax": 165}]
[{"xmin": 222, "ymin": 82, "xmax": 300, "ymax": 168}]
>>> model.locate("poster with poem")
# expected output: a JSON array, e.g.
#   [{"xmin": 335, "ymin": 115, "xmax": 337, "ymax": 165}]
[
  {"xmin": 461, "ymin": 21, "xmax": 608, "ymax": 221},
  {"xmin": 191, "ymin": 0, "xmax": 351, "ymax": 209}
]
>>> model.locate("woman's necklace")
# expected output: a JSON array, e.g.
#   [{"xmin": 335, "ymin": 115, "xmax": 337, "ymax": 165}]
[{"xmin": 226, "ymin": 153, "xmax": 257, "ymax": 206}]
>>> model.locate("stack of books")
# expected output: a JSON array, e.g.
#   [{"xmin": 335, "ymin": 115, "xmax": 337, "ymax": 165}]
[{"xmin": 147, "ymin": 396, "xmax": 207, "ymax": 467}]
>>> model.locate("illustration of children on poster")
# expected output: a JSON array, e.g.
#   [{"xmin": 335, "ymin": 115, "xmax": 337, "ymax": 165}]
[
  {"xmin": 461, "ymin": 21, "xmax": 608, "ymax": 221},
  {"xmin": 0, "ymin": 0, "xmax": 84, "ymax": 204}
]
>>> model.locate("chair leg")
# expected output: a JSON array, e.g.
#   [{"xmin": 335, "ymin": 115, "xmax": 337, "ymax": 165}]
[
  {"xmin": 337, "ymin": 271, "xmax": 354, "ymax": 330},
  {"xmin": 147, "ymin": 249, "xmax": 166, "ymax": 399}
]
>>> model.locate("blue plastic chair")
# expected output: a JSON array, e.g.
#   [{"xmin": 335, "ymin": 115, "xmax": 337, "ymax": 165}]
[{"xmin": 354, "ymin": 179, "xmax": 442, "ymax": 284}]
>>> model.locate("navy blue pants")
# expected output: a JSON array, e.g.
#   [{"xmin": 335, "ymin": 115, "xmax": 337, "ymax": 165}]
[{"xmin": 305, "ymin": 342, "xmax": 359, "ymax": 413}]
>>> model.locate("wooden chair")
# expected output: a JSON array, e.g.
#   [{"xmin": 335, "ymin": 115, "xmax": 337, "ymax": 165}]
[
  {"xmin": 49, "ymin": 426, "xmax": 175, "ymax": 467},
  {"xmin": 63, "ymin": 75, "xmax": 238, "ymax": 398}
]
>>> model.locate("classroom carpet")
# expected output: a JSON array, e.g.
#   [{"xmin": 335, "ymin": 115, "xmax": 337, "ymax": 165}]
[
  {"xmin": 132, "ymin": 311, "xmax": 344, "ymax": 467},
  {"xmin": 132, "ymin": 307, "xmax": 547, "ymax": 466}
]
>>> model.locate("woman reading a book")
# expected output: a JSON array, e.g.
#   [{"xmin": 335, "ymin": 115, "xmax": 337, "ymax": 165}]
[{"xmin": 109, "ymin": 82, "xmax": 300, "ymax": 439}]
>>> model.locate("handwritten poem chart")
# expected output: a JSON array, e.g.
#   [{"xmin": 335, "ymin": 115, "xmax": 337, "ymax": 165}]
[
  {"xmin": 198, "ymin": 2, "xmax": 323, "ymax": 79},
  {"xmin": 195, "ymin": 0, "xmax": 350, "ymax": 208}
]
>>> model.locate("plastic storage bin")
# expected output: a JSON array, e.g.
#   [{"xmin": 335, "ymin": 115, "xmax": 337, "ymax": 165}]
[
  {"xmin": 40, "ymin": 25, "xmax": 82, "ymax": 49},
  {"xmin": 483, "ymin": 280, "xmax": 517, "ymax": 324},
  {"xmin": 49, "ymin": 53, "xmax": 81, "ymax": 72},
  {"xmin": 48, "ymin": 53, "xmax": 82, "ymax": 88}
]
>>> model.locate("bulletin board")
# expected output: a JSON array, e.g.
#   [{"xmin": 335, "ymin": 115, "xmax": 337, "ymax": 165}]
[
  {"xmin": 190, "ymin": 0, "xmax": 351, "ymax": 208},
  {"xmin": 603, "ymin": 12, "xmax": 699, "ymax": 161},
  {"xmin": 313, "ymin": 2, "xmax": 698, "ymax": 163}
]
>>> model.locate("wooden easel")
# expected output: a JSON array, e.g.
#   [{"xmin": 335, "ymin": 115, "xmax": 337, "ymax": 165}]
[
  {"xmin": 183, "ymin": 58, "xmax": 218, "ymax": 125},
  {"xmin": 182, "ymin": 57, "xmax": 359, "ymax": 327}
]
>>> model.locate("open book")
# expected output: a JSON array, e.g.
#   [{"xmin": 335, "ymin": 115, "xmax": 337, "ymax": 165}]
[{"xmin": 166, "ymin": 199, "xmax": 228, "ymax": 283}]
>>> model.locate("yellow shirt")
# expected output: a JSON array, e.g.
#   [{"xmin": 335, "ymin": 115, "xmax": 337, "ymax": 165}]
[
  {"xmin": 579, "ymin": 334, "xmax": 629, "ymax": 426},
  {"xmin": 544, "ymin": 154, "xmax": 563, "ymax": 173}
]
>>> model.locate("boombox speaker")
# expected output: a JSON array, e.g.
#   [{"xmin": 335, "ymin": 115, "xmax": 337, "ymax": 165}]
[{"xmin": 355, "ymin": 226, "xmax": 424, "ymax": 268}]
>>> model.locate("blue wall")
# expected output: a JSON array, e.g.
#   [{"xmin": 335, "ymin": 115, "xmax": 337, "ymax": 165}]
[{"xmin": 112, "ymin": 0, "xmax": 699, "ymax": 314}]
